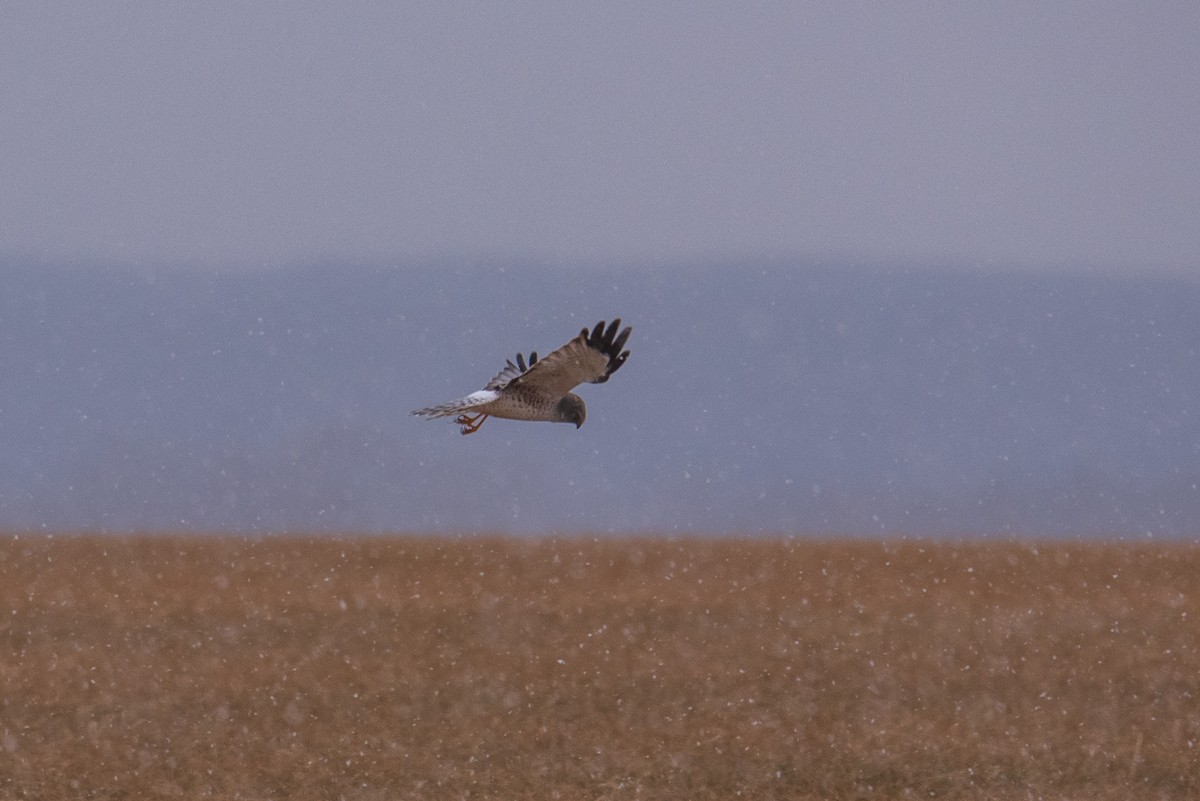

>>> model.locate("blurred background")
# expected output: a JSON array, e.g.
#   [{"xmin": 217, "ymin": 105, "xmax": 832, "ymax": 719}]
[{"xmin": 3, "ymin": 2, "xmax": 1197, "ymax": 536}]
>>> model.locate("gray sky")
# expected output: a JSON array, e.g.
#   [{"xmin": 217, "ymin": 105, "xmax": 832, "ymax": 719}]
[{"xmin": 3, "ymin": 2, "xmax": 1198, "ymax": 274}]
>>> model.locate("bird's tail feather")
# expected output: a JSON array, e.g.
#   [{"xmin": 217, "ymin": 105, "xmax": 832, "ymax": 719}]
[{"xmin": 411, "ymin": 391, "xmax": 495, "ymax": 419}]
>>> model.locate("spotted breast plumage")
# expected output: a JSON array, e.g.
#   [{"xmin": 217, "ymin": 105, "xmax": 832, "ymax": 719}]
[{"xmin": 412, "ymin": 319, "xmax": 633, "ymax": 435}]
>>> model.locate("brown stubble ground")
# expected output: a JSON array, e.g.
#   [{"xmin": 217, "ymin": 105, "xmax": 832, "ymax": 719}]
[{"xmin": 0, "ymin": 536, "xmax": 1197, "ymax": 800}]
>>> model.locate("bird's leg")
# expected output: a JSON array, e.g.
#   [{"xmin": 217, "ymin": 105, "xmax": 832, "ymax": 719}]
[{"xmin": 455, "ymin": 413, "xmax": 489, "ymax": 435}]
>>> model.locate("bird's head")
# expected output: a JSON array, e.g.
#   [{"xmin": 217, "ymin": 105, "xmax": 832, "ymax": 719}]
[{"xmin": 556, "ymin": 394, "xmax": 586, "ymax": 429}]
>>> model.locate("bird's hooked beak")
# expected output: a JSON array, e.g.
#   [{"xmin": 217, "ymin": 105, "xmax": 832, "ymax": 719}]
[{"xmin": 558, "ymin": 394, "xmax": 586, "ymax": 429}]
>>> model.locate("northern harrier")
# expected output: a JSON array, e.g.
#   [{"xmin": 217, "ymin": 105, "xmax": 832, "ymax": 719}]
[{"xmin": 412, "ymin": 319, "xmax": 632, "ymax": 435}]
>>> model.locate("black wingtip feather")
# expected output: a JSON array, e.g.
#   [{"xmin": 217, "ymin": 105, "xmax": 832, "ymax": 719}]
[
  {"xmin": 585, "ymin": 318, "xmax": 633, "ymax": 384},
  {"xmin": 611, "ymin": 326, "xmax": 631, "ymax": 355}
]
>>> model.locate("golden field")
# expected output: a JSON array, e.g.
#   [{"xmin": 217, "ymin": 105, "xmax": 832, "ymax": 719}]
[{"xmin": 0, "ymin": 535, "xmax": 1197, "ymax": 800}]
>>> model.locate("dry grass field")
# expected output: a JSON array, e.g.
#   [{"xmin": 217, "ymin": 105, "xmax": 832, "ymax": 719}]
[{"xmin": 0, "ymin": 535, "xmax": 1197, "ymax": 800}]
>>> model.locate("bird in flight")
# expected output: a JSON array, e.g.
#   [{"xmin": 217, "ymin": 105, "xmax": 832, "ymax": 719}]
[{"xmin": 412, "ymin": 318, "xmax": 632, "ymax": 435}]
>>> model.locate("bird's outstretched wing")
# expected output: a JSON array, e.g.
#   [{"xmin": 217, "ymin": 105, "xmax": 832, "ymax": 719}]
[
  {"xmin": 506, "ymin": 319, "xmax": 631, "ymax": 396},
  {"xmin": 483, "ymin": 351, "xmax": 539, "ymax": 391}
]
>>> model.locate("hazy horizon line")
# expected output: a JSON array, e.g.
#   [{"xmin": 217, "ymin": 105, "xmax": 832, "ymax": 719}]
[{"xmin": 4, "ymin": 249, "xmax": 1197, "ymax": 285}]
